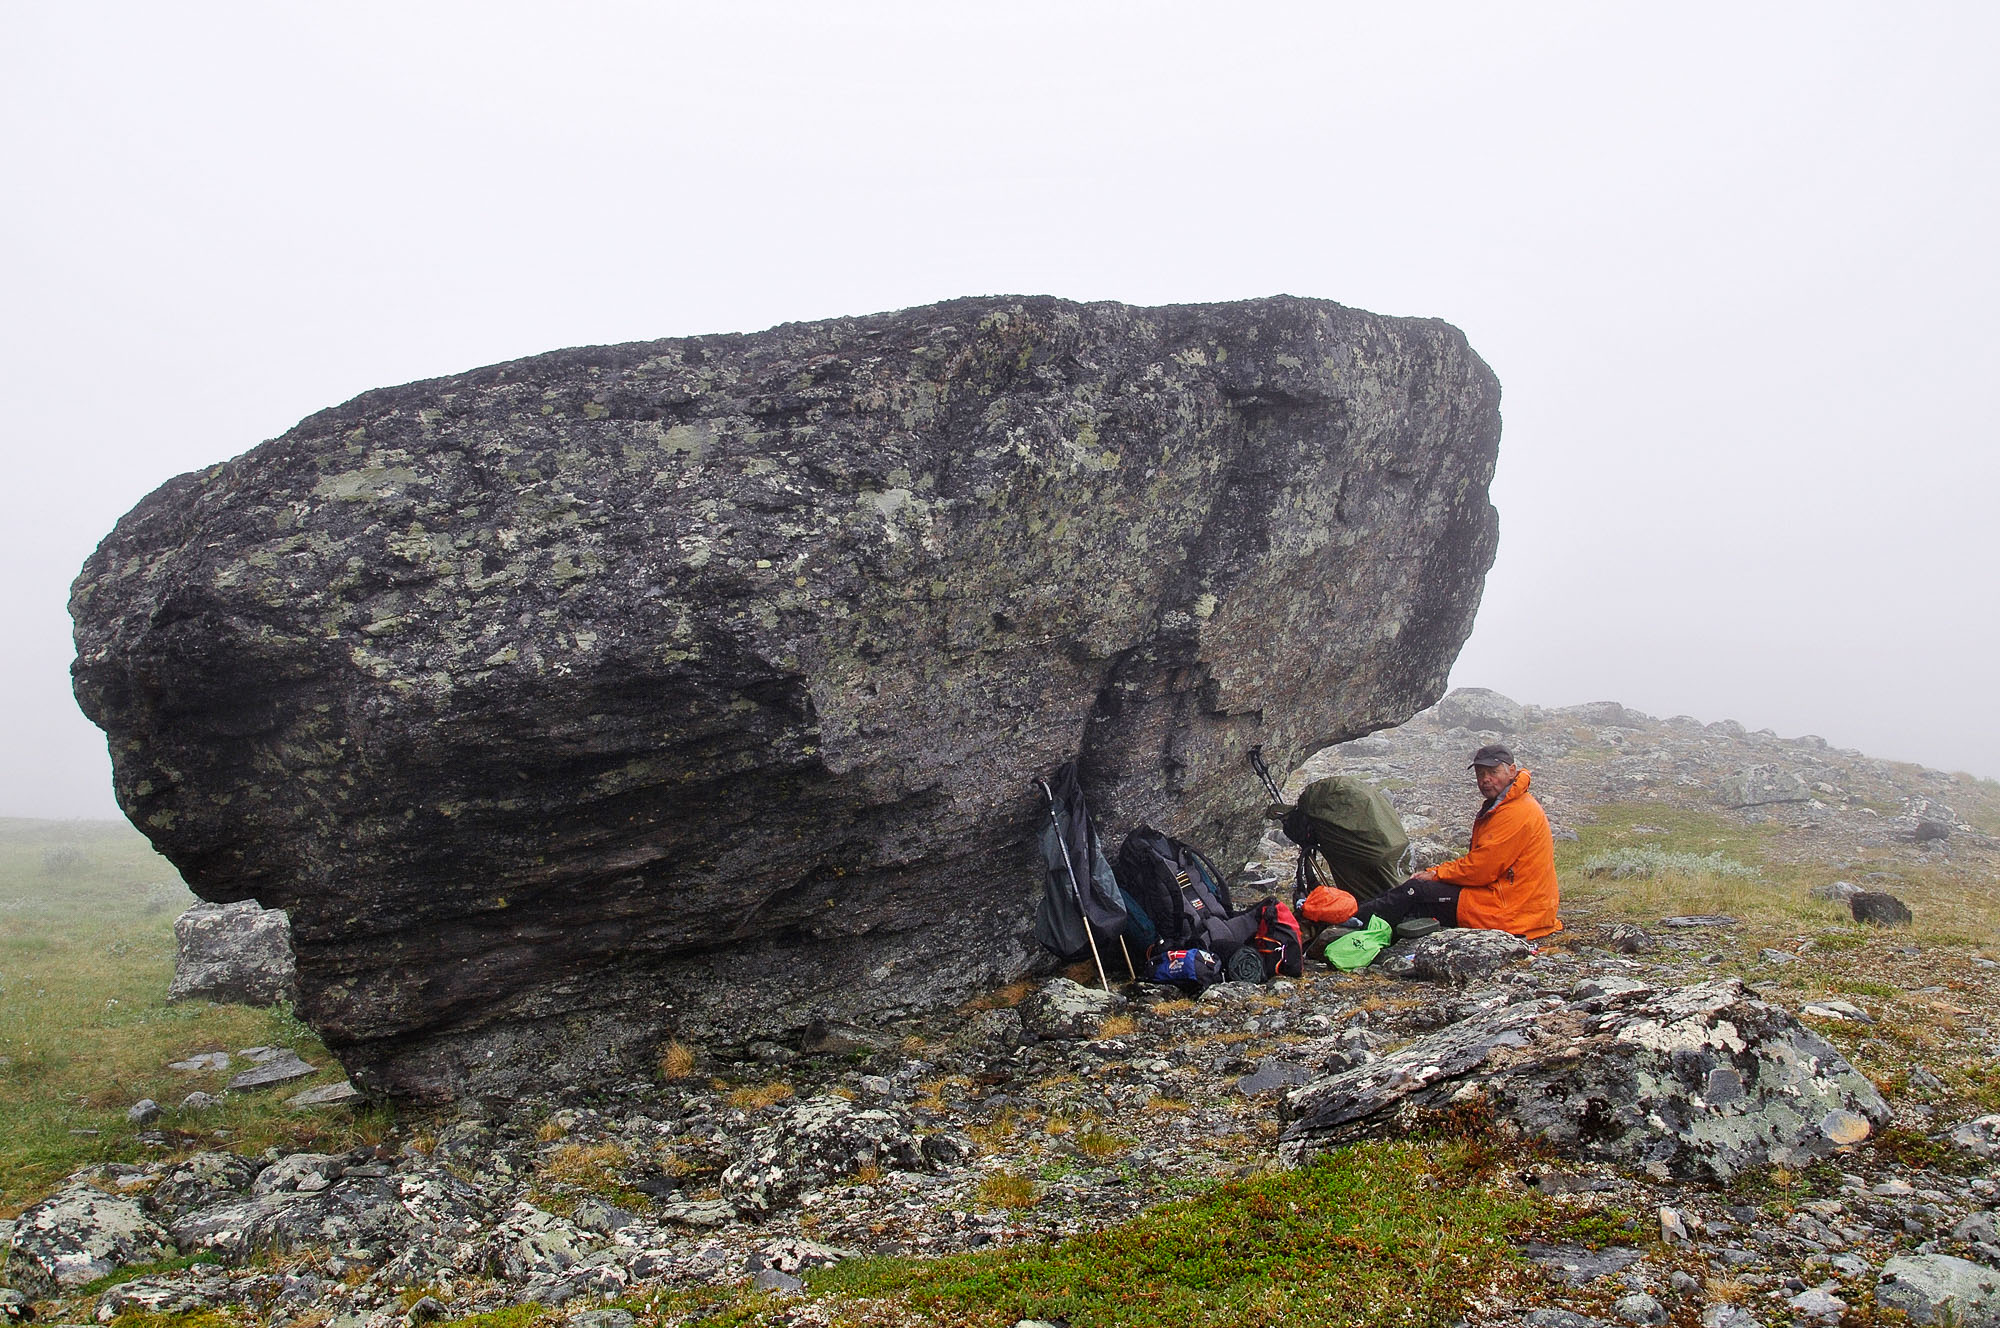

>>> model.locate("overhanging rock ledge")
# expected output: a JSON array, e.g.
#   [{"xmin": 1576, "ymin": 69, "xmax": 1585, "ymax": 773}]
[{"xmin": 71, "ymin": 294, "xmax": 1501, "ymax": 1101}]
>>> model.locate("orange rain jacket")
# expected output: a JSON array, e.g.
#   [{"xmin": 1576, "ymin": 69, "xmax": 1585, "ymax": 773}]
[{"xmin": 1433, "ymin": 768, "xmax": 1562, "ymax": 939}]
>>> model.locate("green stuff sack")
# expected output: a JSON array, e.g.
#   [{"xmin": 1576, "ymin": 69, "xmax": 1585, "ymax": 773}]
[
  {"xmin": 1321, "ymin": 915, "xmax": 1393, "ymax": 970},
  {"xmin": 1285, "ymin": 776, "xmax": 1412, "ymax": 903}
]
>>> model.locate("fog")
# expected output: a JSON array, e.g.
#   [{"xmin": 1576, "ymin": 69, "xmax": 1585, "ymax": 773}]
[{"xmin": 4, "ymin": 3, "xmax": 1995, "ymax": 820}]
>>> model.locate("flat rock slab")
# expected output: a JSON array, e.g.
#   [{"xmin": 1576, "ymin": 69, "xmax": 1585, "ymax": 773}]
[
  {"xmin": 287, "ymin": 1080, "xmax": 365, "ymax": 1109},
  {"xmin": 70, "ymin": 294, "xmax": 1502, "ymax": 1102},
  {"xmin": 168, "ymin": 1052, "xmax": 231, "ymax": 1072},
  {"xmin": 1658, "ymin": 915, "xmax": 1739, "ymax": 928},
  {"xmin": 1281, "ymin": 978, "xmax": 1889, "ymax": 1179},
  {"xmin": 1522, "ymin": 1241, "xmax": 1645, "ymax": 1286},
  {"xmin": 227, "ymin": 1051, "xmax": 317, "ymax": 1090}
]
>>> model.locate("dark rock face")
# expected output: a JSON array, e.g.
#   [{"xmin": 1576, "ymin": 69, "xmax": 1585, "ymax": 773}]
[
  {"xmin": 1280, "ymin": 979, "xmax": 1889, "ymax": 1179},
  {"xmin": 71, "ymin": 295, "xmax": 1501, "ymax": 1101}
]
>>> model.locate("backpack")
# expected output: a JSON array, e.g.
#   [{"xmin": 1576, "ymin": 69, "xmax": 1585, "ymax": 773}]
[
  {"xmin": 1281, "ymin": 776, "xmax": 1413, "ymax": 906},
  {"xmin": 1152, "ymin": 947, "xmax": 1224, "ymax": 990},
  {"xmin": 1248, "ymin": 898, "xmax": 1304, "ymax": 979},
  {"xmin": 1113, "ymin": 826, "xmax": 1251, "ymax": 958}
]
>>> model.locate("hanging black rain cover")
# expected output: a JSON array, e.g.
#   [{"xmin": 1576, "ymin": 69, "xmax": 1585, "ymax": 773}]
[{"xmin": 1033, "ymin": 760, "xmax": 1130, "ymax": 958}]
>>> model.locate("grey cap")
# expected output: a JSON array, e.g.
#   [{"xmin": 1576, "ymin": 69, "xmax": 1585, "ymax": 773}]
[{"xmin": 1468, "ymin": 743, "xmax": 1515, "ymax": 768}]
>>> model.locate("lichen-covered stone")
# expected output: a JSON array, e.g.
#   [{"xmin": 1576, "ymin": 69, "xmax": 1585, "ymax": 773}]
[
  {"xmin": 146, "ymin": 1151, "xmax": 262, "ymax": 1221},
  {"xmin": 1280, "ymin": 979, "xmax": 1889, "ymax": 1179},
  {"xmin": 7, "ymin": 1182, "xmax": 174, "ymax": 1298},
  {"xmin": 719, "ymin": 1094, "xmax": 959, "ymax": 1216},
  {"xmin": 70, "ymin": 295, "xmax": 1500, "ymax": 1101},
  {"xmin": 1401, "ymin": 928, "xmax": 1530, "ymax": 984},
  {"xmin": 1877, "ymin": 1254, "xmax": 2000, "ymax": 1326},
  {"xmin": 1017, "ymin": 977, "xmax": 1124, "ymax": 1040},
  {"xmin": 166, "ymin": 900, "xmax": 297, "ymax": 1006}
]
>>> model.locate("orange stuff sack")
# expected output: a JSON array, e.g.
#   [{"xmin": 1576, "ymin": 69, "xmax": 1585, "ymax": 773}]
[{"xmin": 1300, "ymin": 885, "xmax": 1357, "ymax": 925}]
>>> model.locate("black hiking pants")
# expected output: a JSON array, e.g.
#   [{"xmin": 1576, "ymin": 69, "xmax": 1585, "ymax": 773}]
[{"xmin": 1355, "ymin": 876, "xmax": 1460, "ymax": 930}]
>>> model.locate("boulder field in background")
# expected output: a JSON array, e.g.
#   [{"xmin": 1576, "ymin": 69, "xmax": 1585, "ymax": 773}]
[{"xmin": 71, "ymin": 295, "xmax": 1501, "ymax": 1101}]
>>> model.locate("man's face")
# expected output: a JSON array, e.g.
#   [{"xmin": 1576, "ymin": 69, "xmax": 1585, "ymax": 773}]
[{"xmin": 1474, "ymin": 761, "xmax": 1517, "ymax": 800}]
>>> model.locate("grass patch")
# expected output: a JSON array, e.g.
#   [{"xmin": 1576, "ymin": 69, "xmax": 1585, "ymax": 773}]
[
  {"xmin": 657, "ymin": 1040, "xmax": 697, "ymax": 1081},
  {"xmin": 0, "ymin": 818, "xmax": 384, "ymax": 1216},
  {"xmin": 975, "ymin": 1169, "xmax": 1039, "ymax": 1210},
  {"xmin": 727, "ymin": 1082, "xmax": 794, "ymax": 1112},
  {"xmin": 817, "ymin": 1140, "xmax": 1540, "ymax": 1327}
]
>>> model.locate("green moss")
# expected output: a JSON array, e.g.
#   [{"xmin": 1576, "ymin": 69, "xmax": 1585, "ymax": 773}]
[{"xmin": 813, "ymin": 1141, "xmax": 1540, "ymax": 1327}]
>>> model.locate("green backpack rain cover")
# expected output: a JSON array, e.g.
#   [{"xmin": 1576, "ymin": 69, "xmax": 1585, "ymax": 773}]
[
  {"xmin": 1321, "ymin": 915, "xmax": 1394, "ymax": 970},
  {"xmin": 1290, "ymin": 776, "xmax": 1413, "ymax": 903}
]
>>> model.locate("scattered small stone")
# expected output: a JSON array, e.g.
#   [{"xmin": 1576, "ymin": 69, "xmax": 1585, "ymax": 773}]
[
  {"xmin": 1810, "ymin": 880, "xmax": 1863, "ymax": 902},
  {"xmin": 1612, "ymin": 1291, "xmax": 1667, "ymax": 1325},
  {"xmin": 751, "ymin": 1268, "xmax": 805, "ymax": 1293},
  {"xmin": 0, "ymin": 1289, "xmax": 30, "ymax": 1323},
  {"xmin": 1758, "ymin": 948, "xmax": 1797, "ymax": 965},
  {"xmin": 1700, "ymin": 1307, "xmax": 1759, "ymax": 1328},
  {"xmin": 1788, "ymin": 1288, "xmax": 1848, "ymax": 1324},
  {"xmin": 1660, "ymin": 1206, "xmax": 1691, "ymax": 1243},
  {"xmin": 167, "ymin": 1052, "xmax": 231, "ymax": 1072},
  {"xmin": 1952, "ymin": 1116, "xmax": 2000, "ymax": 1160},
  {"xmin": 1658, "ymin": 915, "xmax": 1739, "ymax": 928},
  {"xmin": 180, "ymin": 1091, "xmax": 221, "ymax": 1111},
  {"xmin": 1608, "ymin": 924, "xmax": 1658, "ymax": 954},
  {"xmin": 1852, "ymin": 891, "xmax": 1914, "ymax": 927},
  {"xmin": 125, "ymin": 1099, "xmax": 161, "ymax": 1126}
]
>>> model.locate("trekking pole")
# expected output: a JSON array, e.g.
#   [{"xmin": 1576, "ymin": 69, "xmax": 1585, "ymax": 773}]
[
  {"xmin": 1117, "ymin": 934, "xmax": 1138, "ymax": 981},
  {"xmin": 1039, "ymin": 779, "xmax": 1112, "ymax": 993},
  {"xmin": 1248, "ymin": 745, "xmax": 1286, "ymax": 803},
  {"xmin": 1251, "ymin": 746, "xmax": 1322, "ymax": 905}
]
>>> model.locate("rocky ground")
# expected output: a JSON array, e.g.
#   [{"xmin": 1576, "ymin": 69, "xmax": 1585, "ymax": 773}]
[{"xmin": 6, "ymin": 693, "xmax": 2000, "ymax": 1328}]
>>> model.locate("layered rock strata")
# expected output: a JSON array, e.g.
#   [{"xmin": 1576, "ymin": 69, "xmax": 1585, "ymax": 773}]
[{"xmin": 72, "ymin": 294, "xmax": 1501, "ymax": 1099}]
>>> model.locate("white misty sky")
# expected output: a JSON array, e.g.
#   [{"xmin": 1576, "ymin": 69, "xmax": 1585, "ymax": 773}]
[{"xmin": 3, "ymin": 3, "xmax": 1995, "ymax": 820}]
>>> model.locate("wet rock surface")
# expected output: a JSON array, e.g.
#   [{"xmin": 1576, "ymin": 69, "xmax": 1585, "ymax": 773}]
[{"xmin": 71, "ymin": 294, "xmax": 1502, "ymax": 1102}]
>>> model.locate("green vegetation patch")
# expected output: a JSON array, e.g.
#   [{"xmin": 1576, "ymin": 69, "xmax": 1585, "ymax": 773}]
[
  {"xmin": 814, "ymin": 1141, "xmax": 1539, "ymax": 1327},
  {"xmin": 0, "ymin": 818, "xmax": 386, "ymax": 1214}
]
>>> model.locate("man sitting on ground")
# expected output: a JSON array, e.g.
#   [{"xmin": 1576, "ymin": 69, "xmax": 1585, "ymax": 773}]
[{"xmin": 1355, "ymin": 744, "xmax": 1562, "ymax": 940}]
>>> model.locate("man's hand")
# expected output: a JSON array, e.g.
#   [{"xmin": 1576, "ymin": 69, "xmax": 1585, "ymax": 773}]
[{"xmin": 1411, "ymin": 867, "xmax": 1440, "ymax": 882}]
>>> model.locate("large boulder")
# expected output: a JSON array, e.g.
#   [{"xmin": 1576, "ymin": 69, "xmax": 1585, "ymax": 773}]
[
  {"xmin": 167, "ymin": 900, "xmax": 297, "ymax": 1006},
  {"xmin": 1280, "ymin": 979, "xmax": 1889, "ymax": 1179},
  {"xmin": 71, "ymin": 295, "xmax": 1501, "ymax": 1101},
  {"xmin": 1433, "ymin": 687, "xmax": 1525, "ymax": 733}
]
